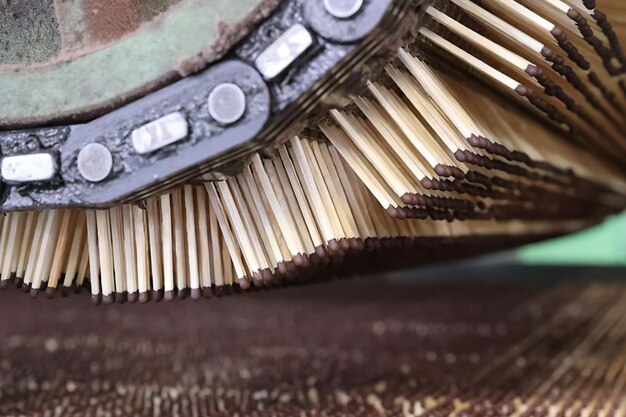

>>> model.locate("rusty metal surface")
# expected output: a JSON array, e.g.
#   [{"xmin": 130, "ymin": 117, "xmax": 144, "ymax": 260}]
[{"xmin": 0, "ymin": 0, "xmax": 277, "ymax": 128}]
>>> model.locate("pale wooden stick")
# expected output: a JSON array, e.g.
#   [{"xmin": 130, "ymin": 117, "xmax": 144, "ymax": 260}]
[
  {"xmin": 209, "ymin": 202, "xmax": 223, "ymax": 288},
  {"xmin": 205, "ymin": 182, "xmax": 248, "ymax": 285},
  {"xmin": 46, "ymin": 209, "xmax": 74, "ymax": 292},
  {"xmin": 63, "ymin": 212, "xmax": 86, "ymax": 290},
  {"xmin": 160, "ymin": 194, "xmax": 175, "ymax": 294},
  {"xmin": 85, "ymin": 210, "xmax": 101, "ymax": 302},
  {"xmin": 133, "ymin": 205, "xmax": 150, "ymax": 301},
  {"xmin": 23, "ymin": 211, "xmax": 48, "ymax": 285},
  {"xmin": 95, "ymin": 209, "xmax": 114, "ymax": 301},
  {"xmin": 1, "ymin": 213, "xmax": 23, "ymax": 282},
  {"xmin": 146, "ymin": 198, "xmax": 164, "ymax": 297},
  {"xmin": 109, "ymin": 206, "xmax": 127, "ymax": 296},
  {"xmin": 194, "ymin": 186, "xmax": 212, "ymax": 291},
  {"xmin": 122, "ymin": 205, "xmax": 138, "ymax": 299},
  {"xmin": 171, "ymin": 189, "xmax": 188, "ymax": 294},
  {"xmin": 184, "ymin": 185, "xmax": 201, "ymax": 296}
]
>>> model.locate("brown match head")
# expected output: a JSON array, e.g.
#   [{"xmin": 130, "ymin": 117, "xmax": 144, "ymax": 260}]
[
  {"xmin": 276, "ymin": 262, "xmax": 289, "ymax": 275},
  {"xmin": 151, "ymin": 289, "xmax": 163, "ymax": 302},
  {"xmin": 386, "ymin": 205, "xmax": 397, "ymax": 217},
  {"xmin": 454, "ymin": 149, "xmax": 468, "ymax": 163},
  {"xmin": 61, "ymin": 286, "xmax": 71, "ymax": 297},
  {"xmin": 525, "ymin": 65, "xmax": 539, "ymax": 77},
  {"xmin": 91, "ymin": 294, "xmax": 102, "ymax": 306},
  {"xmin": 138, "ymin": 292, "xmax": 150, "ymax": 304},
  {"xmin": 327, "ymin": 239, "xmax": 343, "ymax": 257},
  {"xmin": 293, "ymin": 253, "xmax": 309, "ymax": 268},
  {"xmin": 0, "ymin": 279, "xmax": 10, "ymax": 289},
  {"xmin": 177, "ymin": 288, "xmax": 189, "ymax": 300},
  {"xmin": 252, "ymin": 271, "xmax": 264, "ymax": 288},
  {"xmin": 350, "ymin": 238, "xmax": 365, "ymax": 252},
  {"xmin": 420, "ymin": 177, "xmax": 434, "ymax": 190},
  {"xmin": 163, "ymin": 290, "xmax": 175, "ymax": 301},
  {"xmin": 201, "ymin": 287, "xmax": 212, "ymax": 299},
  {"xmin": 13, "ymin": 276, "xmax": 23, "ymax": 289},
  {"xmin": 45, "ymin": 286, "xmax": 56, "ymax": 299},
  {"xmin": 583, "ymin": 0, "xmax": 595, "ymax": 9},
  {"xmin": 29, "ymin": 288, "xmax": 39, "ymax": 298},
  {"xmin": 467, "ymin": 134, "xmax": 482, "ymax": 147},
  {"xmin": 365, "ymin": 238, "xmax": 381, "ymax": 251},
  {"xmin": 285, "ymin": 261, "xmax": 297, "ymax": 276},
  {"xmin": 434, "ymin": 164, "xmax": 449, "ymax": 177},
  {"xmin": 261, "ymin": 268, "xmax": 274, "ymax": 286},
  {"xmin": 128, "ymin": 291, "xmax": 139, "ymax": 303},
  {"xmin": 401, "ymin": 193, "xmax": 415, "ymax": 205},
  {"xmin": 213, "ymin": 286, "xmax": 224, "ymax": 297},
  {"xmin": 315, "ymin": 245, "xmax": 328, "ymax": 259},
  {"xmin": 190, "ymin": 288, "xmax": 202, "ymax": 301},
  {"xmin": 550, "ymin": 27, "xmax": 565, "ymax": 41},
  {"xmin": 541, "ymin": 47, "xmax": 554, "ymax": 59},
  {"xmin": 339, "ymin": 239, "xmax": 351, "ymax": 251},
  {"xmin": 238, "ymin": 278, "xmax": 251, "ymax": 291},
  {"xmin": 566, "ymin": 8, "xmax": 580, "ymax": 19},
  {"xmin": 116, "ymin": 292, "xmax": 128, "ymax": 304},
  {"xmin": 515, "ymin": 85, "xmax": 530, "ymax": 97},
  {"xmin": 102, "ymin": 294, "xmax": 115, "ymax": 305},
  {"xmin": 449, "ymin": 166, "xmax": 465, "ymax": 181}
]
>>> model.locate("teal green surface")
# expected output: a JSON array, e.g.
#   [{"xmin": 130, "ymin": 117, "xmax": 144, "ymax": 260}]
[{"xmin": 520, "ymin": 214, "xmax": 626, "ymax": 265}]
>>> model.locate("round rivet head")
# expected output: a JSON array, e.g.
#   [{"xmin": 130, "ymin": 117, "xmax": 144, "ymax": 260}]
[
  {"xmin": 77, "ymin": 143, "xmax": 113, "ymax": 183},
  {"xmin": 207, "ymin": 83, "xmax": 247, "ymax": 125},
  {"xmin": 323, "ymin": 0, "xmax": 363, "ymax": 19}
]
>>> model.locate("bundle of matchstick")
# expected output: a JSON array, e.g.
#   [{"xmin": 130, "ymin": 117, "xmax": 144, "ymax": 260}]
[{"xmin": 0, "ymin": 0, "xmax": 625, "ymax": 304}]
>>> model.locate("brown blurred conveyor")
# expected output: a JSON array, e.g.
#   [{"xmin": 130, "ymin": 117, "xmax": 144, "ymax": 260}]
[{"xmin": 1, "ymin": 266, "xmax": 626, "ymax": 416}]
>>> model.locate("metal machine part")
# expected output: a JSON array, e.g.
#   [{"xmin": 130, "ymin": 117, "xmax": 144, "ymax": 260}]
[{"xmin": 0, "ymin": 0, "xmax": 418, "ymax": 211}]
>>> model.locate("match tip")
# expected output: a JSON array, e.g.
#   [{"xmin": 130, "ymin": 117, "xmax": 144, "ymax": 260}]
[
  {"xmin": 138, "ymin": 292, "xmax": 150, "ymax": 304},
  {"xmin": 91, "ymin": 294, "xmax": 102, "ymax": 306},
  {"xmin": 238, "ymin": 278, "xmax": 251, "ymax": 291},
  {"xmin": 45, "ymin": 286, "xmax": 56, "ymax": 298},
  {"xmin": 116, "ymin": 292, "xmax": 128, "ymax": 304},
  {"xmin": 293, "ymin": 253, "xmax": 309, "ymax": 267},
  {"xmin": 190, "ymin": 288, "xmax": 202, "ymax": 301},
  {"xmin": 178, "ymin": 288, "xmax": 189, "ymax": 300},
  {"xmin": 566, "ymin": 8, "xmax": 580, "ymax": 19},
  {"xmin": 151, "ymin": 289, "xmax": 163, "ymax": 302}
]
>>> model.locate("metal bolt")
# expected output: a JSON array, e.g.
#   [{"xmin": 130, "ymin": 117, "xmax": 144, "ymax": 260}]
[
  {"xmin": 323, "ymin": 0, "xmax": 363, "ymax": 19},
  {"xmin": 77, "ymin": 143, "xmax": 113, "ymax": 183},
  {"xmin": 207, "ymin": 83, "xmax": 247, "ymax": 125}
]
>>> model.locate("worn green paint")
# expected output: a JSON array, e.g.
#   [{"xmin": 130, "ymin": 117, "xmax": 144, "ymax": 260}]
[{"xmin": 0, "ymin": 0, "xmax": 266, "ymax": 127}]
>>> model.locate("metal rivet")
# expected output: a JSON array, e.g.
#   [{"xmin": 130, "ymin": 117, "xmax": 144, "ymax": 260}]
[
  {"xmin": 131, "ymin": 112, "xmax": 189, "ymax": 154},
  {"xmin": 323, "ymin": 0, "xmax": 363, "ymax": 19},
  {"xmin": 77, "ymin": 143, "xmax": 113, "ymax": 183},
  {"xmin": 207, "ymin": 83, "xmax": 247, "ymax": 125},
  {"xmin": 254, "ymin": 23, "xmax": 314, "ymax": 80},
  {"xmin": 1, "ymin": 153, "xmax": 58, "ymax": 183}
]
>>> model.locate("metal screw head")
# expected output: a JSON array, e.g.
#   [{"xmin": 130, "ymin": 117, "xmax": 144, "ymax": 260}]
[
  {"xmin": 323, "ymin": 0, "xmax": 363, "ymax": 19},
  {"xmin": 207, "ymin": 83, "xmax": 247, "ymax": 125},
  {"xmin": 77, "ymin": 143, "xmax": 113, "ymax": 183}
]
